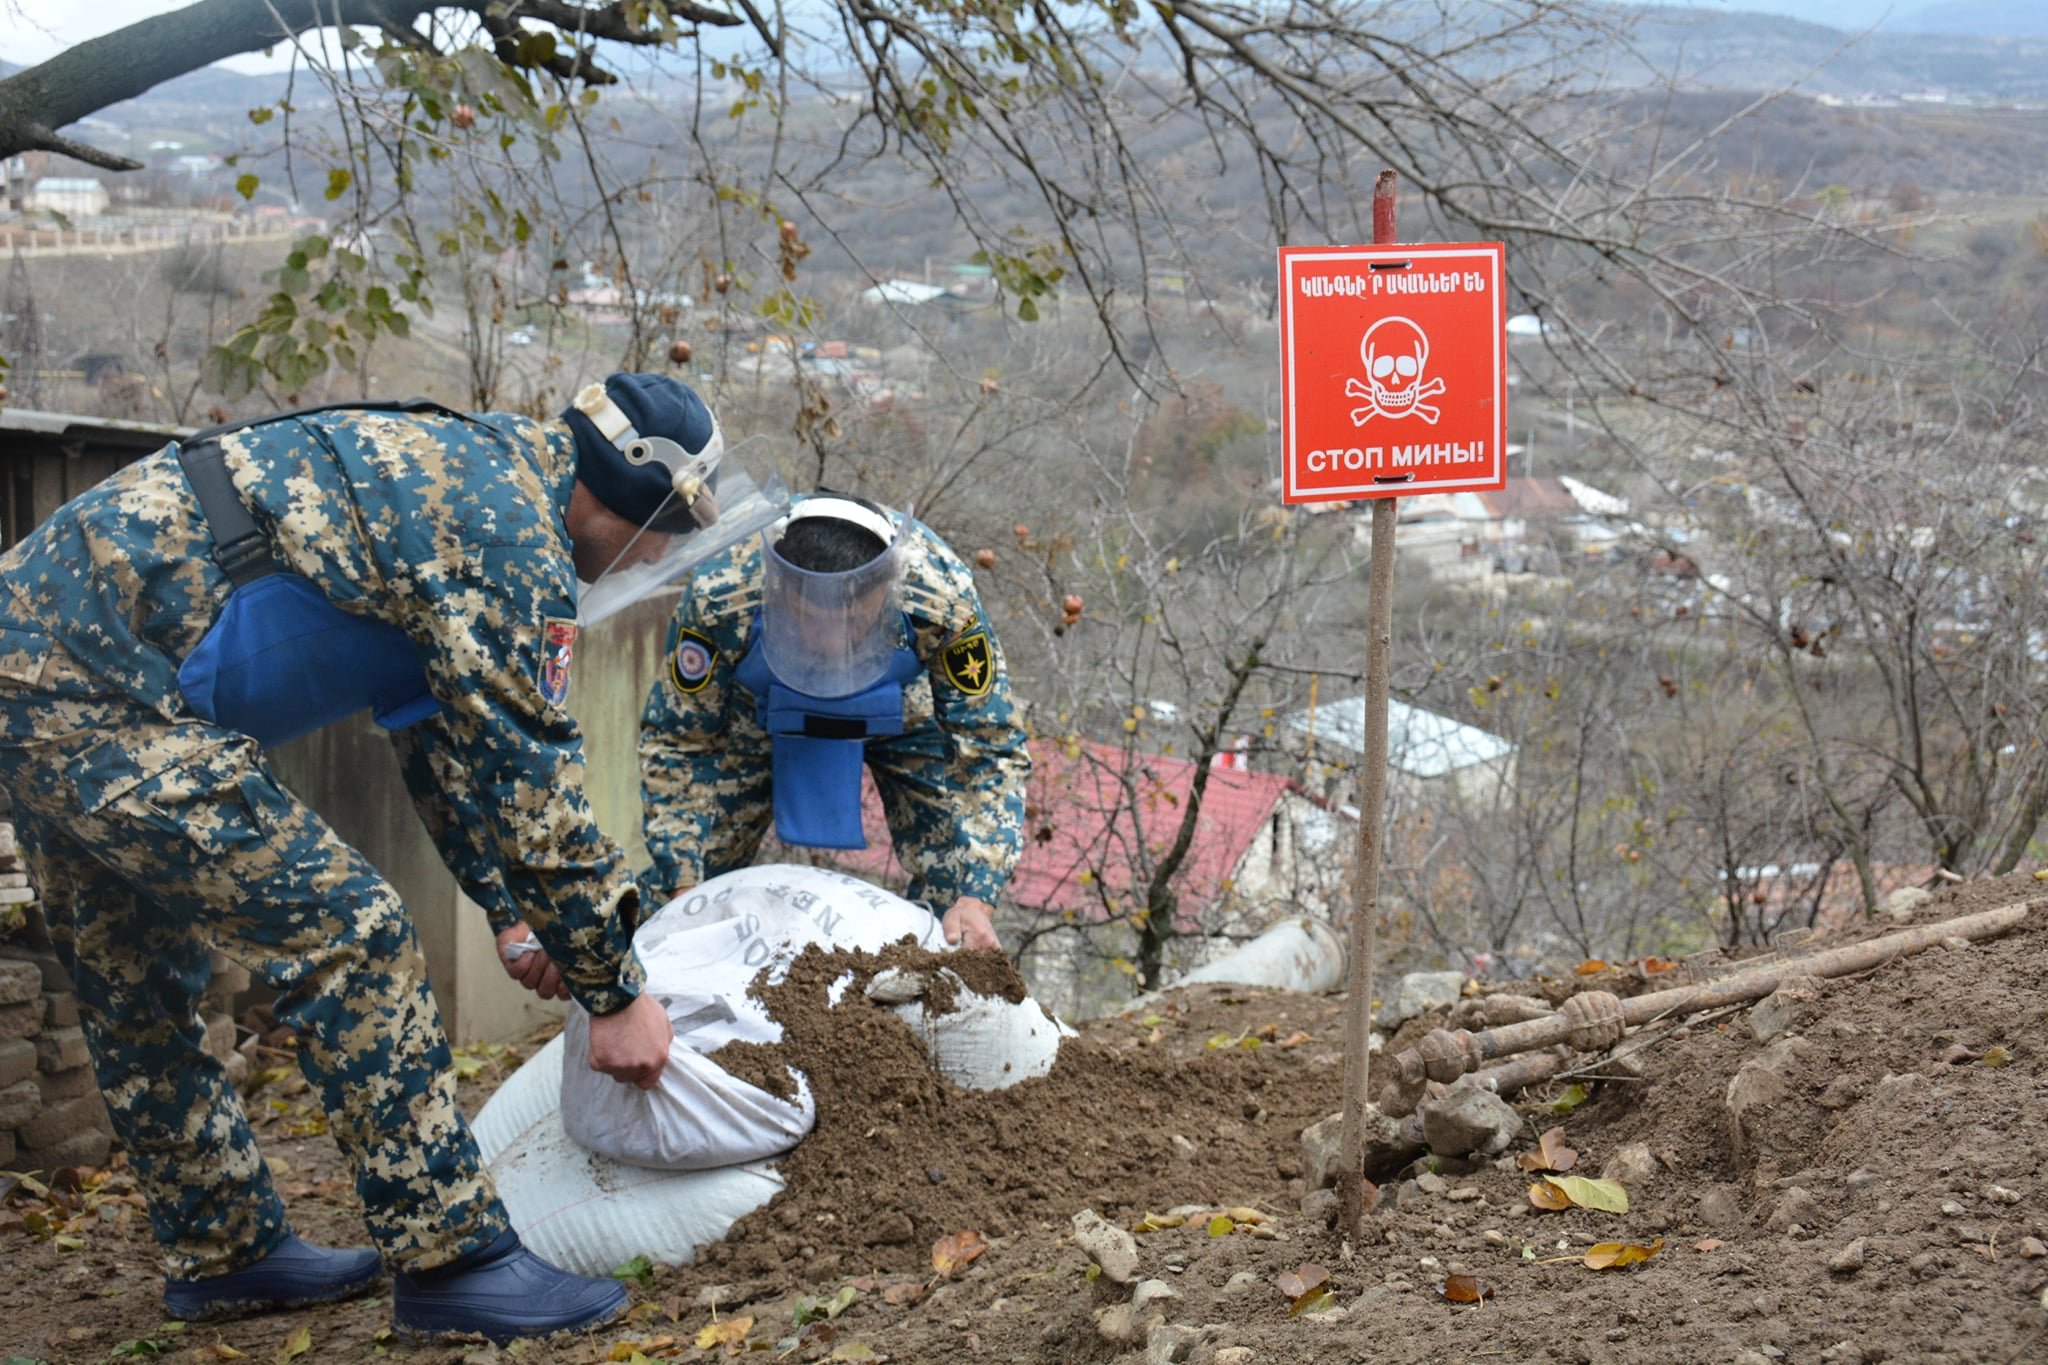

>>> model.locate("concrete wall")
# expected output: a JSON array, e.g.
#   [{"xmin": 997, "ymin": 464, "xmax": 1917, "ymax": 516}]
[{"xmin": 268, "ymin": 593, "xmax": 678, "ymax": 1044}]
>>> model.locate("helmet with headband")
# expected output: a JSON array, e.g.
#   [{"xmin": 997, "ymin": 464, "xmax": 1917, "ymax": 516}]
[
  {"xmin": 563, "ymin": 373, "xmax": 724, "ymax": 535},
  {"xmin": 561, "ymin": 373, "xmax": 793, "ymax": 626},
  {"xmin": 760, "ymin": 492, "xmax": 907, "ymax": 699}
]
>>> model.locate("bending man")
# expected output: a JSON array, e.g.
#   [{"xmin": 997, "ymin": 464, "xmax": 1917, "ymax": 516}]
[
  {"xmin": 0, "ymin": 374, "xmax": 723, "ymax": 1342},
  {"xmin": 636, "ymin": 491, "xmax": 1030, "ymax": 949}
]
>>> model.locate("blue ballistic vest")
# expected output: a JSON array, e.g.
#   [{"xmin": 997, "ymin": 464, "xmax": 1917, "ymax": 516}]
[
  {"xmin": 732, "ymin": 619, "xmax": 922, "ymax": 849},
  {"xmin": 174, "ymin": 400, "xmax": 451, "ymax": 749}
]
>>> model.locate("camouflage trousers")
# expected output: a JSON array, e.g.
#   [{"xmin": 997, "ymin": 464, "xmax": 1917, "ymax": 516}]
[{"xmin": 0, "ymin": 624, "xmax": 507, "ymax": 1279}]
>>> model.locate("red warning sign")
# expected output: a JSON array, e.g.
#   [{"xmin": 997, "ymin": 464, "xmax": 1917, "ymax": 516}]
[{"xmin": 1277, "ymin": 242, "xmax": 1507, "ymax": 503}]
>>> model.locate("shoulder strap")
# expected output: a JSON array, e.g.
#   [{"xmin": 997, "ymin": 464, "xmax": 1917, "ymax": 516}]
[
  {"xmin": 176, "ymin": 439, "xmax": 278, "ymax": 589},
  {"xmin": 175, "ymin": 396, "xmax": 465, "ymax": 591}
]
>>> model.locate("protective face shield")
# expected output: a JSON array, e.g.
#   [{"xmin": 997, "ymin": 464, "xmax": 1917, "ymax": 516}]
[
  {"xmin": 567, "ymin": 378, "xmax": 790, "ymax": 626},
  {"xmin": 759, "ymin": 497, "xmax": 906, "ymax": 699}
]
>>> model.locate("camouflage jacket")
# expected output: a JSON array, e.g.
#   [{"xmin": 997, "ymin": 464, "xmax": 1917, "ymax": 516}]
[
  {"xmin": 638, "ymin": 508, "xmax": 1030, "ymax": 907},
  {"xmin": 0, "ymin": 408, "xmax": 644, "ymax": 1015}
]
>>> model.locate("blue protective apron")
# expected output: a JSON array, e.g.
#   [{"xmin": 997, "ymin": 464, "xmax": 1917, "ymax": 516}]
[
  {"xmin": 732, "ymin": 620, "xmax": 922, "ymax": 849},
  {"xmin": 174, "ymin": 400, "xmax": 454, "ymax": 750}
]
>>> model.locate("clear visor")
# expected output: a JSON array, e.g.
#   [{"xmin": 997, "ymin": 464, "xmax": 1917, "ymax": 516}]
[
  {"xmin": 578, "ymin": 465, "xmax": 791, "ymax": 627},
  {"xmin": 761, "ymin": 536, "xmax": 905, "ymax": 698}
]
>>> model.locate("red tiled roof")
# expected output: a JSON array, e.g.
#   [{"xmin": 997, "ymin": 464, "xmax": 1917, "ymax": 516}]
[
  {"xmin": 785, "ymin": 740, "xmax": 1298, "ymax": 924},
  {"xmin": 1010, "ymin": 741, "xmax": 1298, "ymax": 921}
]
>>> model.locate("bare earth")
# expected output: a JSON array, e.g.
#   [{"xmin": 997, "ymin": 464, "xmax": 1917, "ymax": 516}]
[{"xmin": 5, "ymin": 874, "xmax": 2047, "ymax": 1364}]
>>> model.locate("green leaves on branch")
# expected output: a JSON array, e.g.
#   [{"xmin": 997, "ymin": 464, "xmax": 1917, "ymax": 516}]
[
  {"xmin": 710, "ymin": 60, "xmax": 777, "ymax": 119},
  {"xmin": 202, "ymin": 235, "xmax": 420, "ymax": 398},
  {"xmin": 976, "ymin": 245, "xmax": 1065, "ymax": 322}
]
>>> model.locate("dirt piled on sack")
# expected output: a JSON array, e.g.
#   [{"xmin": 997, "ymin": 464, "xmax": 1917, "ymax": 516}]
[{"xmin": 5, "ymin": 875, "xmax": 2048, "ymax": 1363}]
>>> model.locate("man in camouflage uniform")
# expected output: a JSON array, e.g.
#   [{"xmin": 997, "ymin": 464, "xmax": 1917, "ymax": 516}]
[
  {"xmin": 640, "ymin": 491, "xmax": 1030, "ymax": 950},
  {"xmin": 0, "ymin": 374, "xmax": 719, "ymax": 1341}
]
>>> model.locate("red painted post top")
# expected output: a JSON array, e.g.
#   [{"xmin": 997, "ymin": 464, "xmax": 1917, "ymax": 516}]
[{"xmin": 1277, "ymin": 241, "xmax": 1508, "ymax": 503}]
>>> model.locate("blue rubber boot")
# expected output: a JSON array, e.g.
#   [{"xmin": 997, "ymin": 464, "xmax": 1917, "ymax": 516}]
[
  {"xmin": 391, "ymin": 1229, "xmax": 628, "ymax": 1343},
  {"xmin": 164, "ymin": 1232, "xmax": 384, "ymax": 1321}
]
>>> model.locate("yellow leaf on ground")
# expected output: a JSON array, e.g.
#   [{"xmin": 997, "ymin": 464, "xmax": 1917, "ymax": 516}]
[
  {"xmin": 1528, "ymin": 1181, "xmax": 1572, "ymax": 1211},
  {"xmin": 1134, "ymin": 1212, "xmax": 1186, "ymax": 1233},
  {"xmin": 694, "ymin": 1316, "xmax": 754, "ymax": 1349},
  {"xmin": 1224, "ymin": 1207, "xmax": 1268, "ymax": 1225},
  {"xmin": 829, "ymin": 1344, "xmax": 885, "ymax": 1362},
  {"xmin": 1544, "ymin": 1175, "xmax": 1629, "ymax": 1213},
  {"xmin": 1207, "ymin": 1215, "xmax": 1236, "ymax": 1237},
  {"xmin": 274, "ymin": 1325, "xmax": 312, "ymax": 1364},
  {"xmin": 931, "ymin": 1228, "xmax": 988, "ymax": 1277},
  {"xmin": 208, "ymin": 1341, "xmax": 248, "ymax": 1361},
  {"xmin": 1574, "ymin": 960, "xmax": 1611, "ymax": 976},
  {"xmin": 1288, "ymin": 1287, "xmax": 1337, "ymax": 1317},
  {"xmin": 1584, "ymin": 1237, "xmax": 1664, "ymax": 1269}
]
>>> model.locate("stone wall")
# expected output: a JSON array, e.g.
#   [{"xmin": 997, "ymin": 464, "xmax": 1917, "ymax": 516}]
[{"xmin": 0, "ymin": 818, "xmax": 117, "ymax": 1175}]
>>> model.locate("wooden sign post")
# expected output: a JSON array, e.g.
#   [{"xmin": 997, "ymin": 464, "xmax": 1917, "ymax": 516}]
[{"xmin": 1275, "ymin": 172, "xmax": 1507, "ymax": 1237}]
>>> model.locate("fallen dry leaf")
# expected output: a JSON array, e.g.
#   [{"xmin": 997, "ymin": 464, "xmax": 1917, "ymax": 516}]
[
  {"xmin": 1528, "ymin": 1181, "xmax": 1572, "ymax": 1211},
  {"xmin": 1436, "ymin": 1274, "xmax": 1495, "ymax": 1303},
  {"xmin": 694, "ymin": 1315, "xmax": 755, "ymax": 1350},
  {"xmin": 1637, "ymin": 956, "xmax": 1681, "ymax": 975},
  {"xmin": 931, "ymin": 1229, "xmax": 988, "ymax": 1278},
  {"xmin": 1542, "ymin": 1175, "xmax": 1630, "ymax": 1213},
  {"xmin": 1517, "ymin": 1126, "xmax": 1579, "ymax": 1174},
  {"xmin": 1980, "ymin": 1044, "xmax": 2015, "ymax": 1068},
  {"xmin": 881, "ymin": 1281, "xmax": 927, "ymax": 1307},
  {"xmin": 1574, "ymin": 959, "xmax": 1612, "ymax": 976},
  {"xmin": 1275, "ymin": 1263, "xmax": 1330, "ymax": 1300},
  {"xmin": 1584, "ymin": 1237, "xmax": 1664, "ymax": 1269},
  {"xmin": 274, "ymin": 1324, "xmax": 312, "ymax": 1364},
  {"xmin": 1288, "ymin": 1287, "xmax": 1338, "ymax": 1317}
]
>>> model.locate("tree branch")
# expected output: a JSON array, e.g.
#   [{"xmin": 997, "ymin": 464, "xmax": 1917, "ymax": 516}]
[{"xmin": 0, "ymin": 0, "xmax": 744, "ymax": 165}]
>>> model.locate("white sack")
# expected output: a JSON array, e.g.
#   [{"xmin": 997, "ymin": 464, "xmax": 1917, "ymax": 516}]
[
  {"xmin": 558, "ymin": 865, "xmax": 945, "ymax": 1169},
  {"xmin": 883, "ymin": 967, "xmax": 1074, "ymax": 1089},
  {"xmin": 474, "ymin": 863, "xmax": 1076, "ymax": 1270}
]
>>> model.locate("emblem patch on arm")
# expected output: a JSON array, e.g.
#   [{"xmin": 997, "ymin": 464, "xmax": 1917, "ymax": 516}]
[
  {"xmin": 941, "ymin": 629, "xmax": 994, "ymax": 698},
  {"xmin": 670, "ymin": 628, "xmax": 717, "ymax": 694},
  {"xmin": 539, "ymin": 617, "xmax": 578, "ymax": 705}
]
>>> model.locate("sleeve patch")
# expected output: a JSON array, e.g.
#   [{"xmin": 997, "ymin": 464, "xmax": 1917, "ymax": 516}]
[
  {"xmin": 940, "ymin": 630, "xmax": 994, "ymax": 698},
  {"xmin": 539, "ymin": 617, "xmax": 578, "ymax": 706},
  {"xmin": 670, "ymin": 627, "xmax": 718, "ymax": 693}
]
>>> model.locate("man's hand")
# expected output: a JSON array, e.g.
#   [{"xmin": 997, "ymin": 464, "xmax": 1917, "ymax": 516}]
[
  {"xmin": 586, "ymin": 992, "xmax": 672, "ymax": 1090},
  {"xmin": 495, "ymin": 922, "xmax": 569, "ymax": 1001},
  {"xmin": 941, "ymin": 896, "xmax": 1003, "ymax": 951}
]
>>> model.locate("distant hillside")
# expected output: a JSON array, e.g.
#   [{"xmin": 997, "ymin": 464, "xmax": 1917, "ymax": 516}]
[
  {"xmin": 1644, "ymin": 1, "xmax": 2048, "ymax": 38},
  {"xmin": 1897, "ymin": 0, "xmax": 2048, "ymax": 36},
  {"xmin": 1627, "ymin": 4, "xmax": 2048, "ymax": 97}
]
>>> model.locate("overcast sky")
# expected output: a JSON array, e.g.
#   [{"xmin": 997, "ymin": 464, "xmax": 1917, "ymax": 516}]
[{"xmin": 0, "ymin": 0, "xmax": 1928, "ymax": 73}]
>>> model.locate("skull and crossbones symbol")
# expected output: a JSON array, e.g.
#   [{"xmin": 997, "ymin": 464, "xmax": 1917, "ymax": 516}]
[{"xmin": 1347, "ymin": 316, "xmax": 1445, "ymax": 425}]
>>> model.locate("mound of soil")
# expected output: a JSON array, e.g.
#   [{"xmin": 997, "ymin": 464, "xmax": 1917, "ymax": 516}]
[{"xmin": 5, "ymin": 875, "xmax": 2047, "ymax": 1364}]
